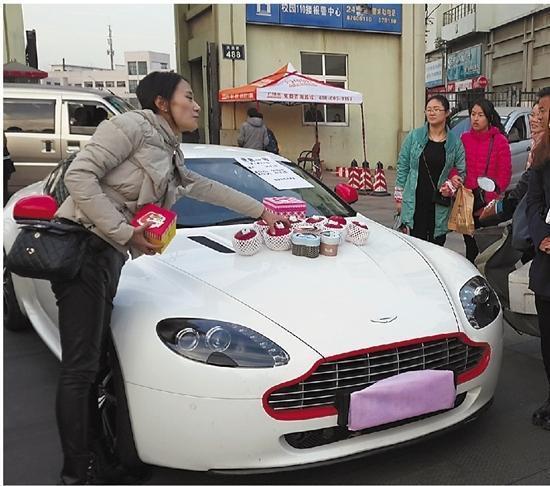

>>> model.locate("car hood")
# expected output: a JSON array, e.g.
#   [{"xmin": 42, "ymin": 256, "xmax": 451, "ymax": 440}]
[{"xmin": 150, "ymin": 219, "xmax": 460, "ymax": 357}]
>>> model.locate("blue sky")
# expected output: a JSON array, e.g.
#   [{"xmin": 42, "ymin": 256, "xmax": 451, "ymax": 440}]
[{"xmin": 22, "ymin": 4, "xmax": 177, "ymax": 70}]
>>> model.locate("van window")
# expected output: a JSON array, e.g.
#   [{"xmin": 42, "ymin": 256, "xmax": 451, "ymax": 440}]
[
  {"xmin": 68, "ymin": 101, "xmax": 113, "ymax": 135},
  {"xmin": 4, "ymin": 98, "xmax": 56, "ymax": 133}
]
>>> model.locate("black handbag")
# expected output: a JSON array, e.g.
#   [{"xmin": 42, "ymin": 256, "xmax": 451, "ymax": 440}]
[{"xmin": 6, "ymin": 220, "xmax": 90, "ymax": 281}]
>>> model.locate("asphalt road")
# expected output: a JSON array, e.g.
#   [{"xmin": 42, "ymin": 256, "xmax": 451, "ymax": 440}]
[{"xmin": 4, "ymin": 170, "xmax": 550, "ymax": 484}]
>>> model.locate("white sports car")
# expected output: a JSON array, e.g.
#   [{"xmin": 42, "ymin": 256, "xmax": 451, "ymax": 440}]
[{"xmin": 3, "ymin": 145, "xmax": 503, "ymax": 473}]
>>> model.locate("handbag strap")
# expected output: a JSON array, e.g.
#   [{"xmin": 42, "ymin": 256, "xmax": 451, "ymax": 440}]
[
  {"xmin": 482, "ymin": 134, "xmax": 495, "ymax": 177},
  {"xmin": 422, "ymin": 151, "xmax": 437, "ymax": 192}
]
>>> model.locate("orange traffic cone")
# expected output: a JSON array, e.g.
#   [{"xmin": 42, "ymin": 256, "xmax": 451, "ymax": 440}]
[{"xmin": 369, "ymin": 161, "xmax": 390, "ymax": 197}]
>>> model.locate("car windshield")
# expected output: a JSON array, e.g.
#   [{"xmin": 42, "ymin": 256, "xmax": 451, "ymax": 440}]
[
  {"xmin": 104, "ymin": 95, "xmax": 134, "ymax": 113},
  {"xmin": 172, "ymin": 158, "xmax": 355, "ymax": 228}
]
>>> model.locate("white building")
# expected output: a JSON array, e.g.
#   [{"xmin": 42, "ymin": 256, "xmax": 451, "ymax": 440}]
[
  {"xmin": 125, "ymin": 51, "xmax": 171, "ymax": 95},
  {"xmin": 425, "ymin": 4, "xmax": 550, "ymax": 101},
  {"xmin": 42, "ymin": 51, "xmax": 171, "ymax": 105}
]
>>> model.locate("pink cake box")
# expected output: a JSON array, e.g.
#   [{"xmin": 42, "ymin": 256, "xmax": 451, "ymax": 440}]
[{"xmin": 263, "ymin": 196, "xmax": 307, "ymax": 219}]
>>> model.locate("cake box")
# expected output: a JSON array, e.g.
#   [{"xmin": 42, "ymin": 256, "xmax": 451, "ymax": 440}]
[
  {"xmin": 131, "ymin": 204, "xmax": 177, "ymax": 253},
  {"xmin": 263, "ymin": 196, "xmax": 307, "ymax": 219}
]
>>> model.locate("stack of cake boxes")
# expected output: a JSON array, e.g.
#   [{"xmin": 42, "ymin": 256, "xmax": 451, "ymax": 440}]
[{"xmin": 263, "ymin": 196, "xmax": 307, "ymax": 219}]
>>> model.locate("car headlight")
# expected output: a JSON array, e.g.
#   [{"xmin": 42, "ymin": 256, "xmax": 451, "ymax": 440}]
[
  {"xmin": 156, "ymin": 318, "xmax": 290, "ymax": 368},
  {"xmin": 459, "ymin": 276, "xmax": 500, "ymax": 329}
]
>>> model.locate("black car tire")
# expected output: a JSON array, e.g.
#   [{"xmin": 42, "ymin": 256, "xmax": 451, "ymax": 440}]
[
  {"xmin": 100, "ymin": 337, "xmax": 147, "ymax": 475},
  {"xmin": 3, "ymin": 251, "xmax": 31, "ymax": 332}
]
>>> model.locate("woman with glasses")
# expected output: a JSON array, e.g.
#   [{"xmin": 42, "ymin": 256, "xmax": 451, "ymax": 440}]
[
  {"xmin": 395, "ymin": 95, "xmax": 465, "ymax": 245},
  {"xmin": 459, "ymin": 99, "xmax": 511, "ymax": 262}
]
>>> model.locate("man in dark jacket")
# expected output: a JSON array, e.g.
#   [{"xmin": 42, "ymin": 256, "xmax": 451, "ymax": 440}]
[{"xmin": 237, "ymin": 108, "xmax": 269, "ymax": 150}]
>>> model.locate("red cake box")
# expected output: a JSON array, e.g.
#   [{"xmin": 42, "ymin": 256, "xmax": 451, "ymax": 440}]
[
  {"xmin": 262, "ymin": 196, "xmax": 307, "ymax": 219},
  {"xmin": 131, "ymin": 204, "xmax": 177, "ymax": 253}
]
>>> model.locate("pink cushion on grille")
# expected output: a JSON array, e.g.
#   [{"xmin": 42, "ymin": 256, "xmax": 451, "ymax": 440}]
[{"xmin": 347, "ymin": 370, "xmax": 456, "ymax": 431}]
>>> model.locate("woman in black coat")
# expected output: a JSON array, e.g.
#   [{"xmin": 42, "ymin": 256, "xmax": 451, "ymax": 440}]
[{"xmin": 527, "ymin": 107, "xmax": 550, "ymax": 430}]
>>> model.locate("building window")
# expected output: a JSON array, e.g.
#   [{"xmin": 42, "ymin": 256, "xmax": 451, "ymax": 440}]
[
  {"xmin": 137, "ymin": 61, "xmax": 148, "ymax": 75},
  {"xmin": 160, "ymin": 62, "xmax": 168, "ymax": 70},
  {"xmin": 54, "ymin": 82, "xmax": 61, "ymax": 86},
  {"xmin": 300, "ymin": 52, "xmax": 348, "ymax": 125},
  {"xmin": 128, "ymin": 61, "xmax": 137, "ymax": 75},
  {"xmin": 95, "ymin": 81, "xmax": 104, "ymax": 88},
  {"xmin": 129, "ymin": 79, "xmax": 138, "ymax": 93},
  {"xmin": 116, "ymin": 81, "xmax": 126, "ymax": 88},
  {"xmin": 4, "ymin": 98, "xmax": 56, "ymax": 134},
  {"xmin": 83, "ymin": 81, "xmax": 93, "ymax": 88},
  {"xmin": 105, "ymin": 81, "xmax": 114, "ymax": 88},
  {"xmin": 73, "ymin": 83, "xmax": 82, "ymax": 87}
]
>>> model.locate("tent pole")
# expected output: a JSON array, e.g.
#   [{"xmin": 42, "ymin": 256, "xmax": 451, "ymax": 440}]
[
  {"xmin": 314, "ymin": 103, "xmax": 319, "ymax": 144},
  {"xmin": 360, "ymin": 102, "xmax": 367, "ymax": 163}
]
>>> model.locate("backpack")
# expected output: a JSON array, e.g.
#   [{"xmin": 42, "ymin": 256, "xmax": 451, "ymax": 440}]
[
  {"xmin": 43, "ymin": 152, "xmax": 79, "ymax": 205},
  {"xmin": 265, "ymin": 128, "xmax": 279, "ymax": 154}
]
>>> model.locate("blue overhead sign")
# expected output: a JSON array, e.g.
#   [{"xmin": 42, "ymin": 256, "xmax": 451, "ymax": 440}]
[{"xmin": 246, "ymin": 4, "xmax": 402, "ymax": 34}]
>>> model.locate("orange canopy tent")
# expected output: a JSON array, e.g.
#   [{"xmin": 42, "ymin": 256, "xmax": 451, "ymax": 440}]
[{"xmin": 218, "ymin": 63, "xmax": 367, "ymax": 163}]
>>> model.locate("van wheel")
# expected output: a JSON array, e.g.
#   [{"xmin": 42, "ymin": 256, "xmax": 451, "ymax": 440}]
[
  {"xmin": 3, "ymin": 252, "xmax": 31, "ymax": 332},
  {"xmin": 98, "ymin": 338, "xmax": 147, "ymax": 475}
]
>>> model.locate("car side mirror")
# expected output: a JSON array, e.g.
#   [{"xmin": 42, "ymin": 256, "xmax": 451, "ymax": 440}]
[
  {"xmin": 335, "ymin": 183, "xmax": 358, "ymax": 204},
  {"xmin": 12, "ymin": 195, "xmax": 58, "ymax": 221}
]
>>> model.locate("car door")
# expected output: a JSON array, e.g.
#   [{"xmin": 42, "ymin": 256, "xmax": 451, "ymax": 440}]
[
  {"xmin": 60, "ymin": 99, "xmax": 117, "ymax": 159},
  {"xmin": 4, "ymin": 95, "xmax": 62, "ymax": 192},
  {"xmin": 506, "ymin": 113, "xmax": 530, "ymax": 188}
]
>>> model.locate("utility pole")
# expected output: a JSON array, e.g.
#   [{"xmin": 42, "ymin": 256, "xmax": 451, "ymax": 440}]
[{"xmin": 107, "ymin": 25, "xmax": 114, "ymax": 70}]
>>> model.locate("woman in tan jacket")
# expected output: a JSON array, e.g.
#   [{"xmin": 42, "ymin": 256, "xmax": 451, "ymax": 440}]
[{"xmin": 53, "ymin": 71, "xmax": 284, "ymax": 484}]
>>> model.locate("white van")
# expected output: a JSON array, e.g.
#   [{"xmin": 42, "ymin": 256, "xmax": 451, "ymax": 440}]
[{"xmin": 3, "ymin": 84, "xmax": 135, "ymax": 192}]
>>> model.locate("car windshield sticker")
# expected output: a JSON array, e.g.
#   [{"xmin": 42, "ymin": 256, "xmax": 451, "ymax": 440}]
[{"xmin": 236, "ymin": 156, "xmax": 314, "ymax": 190}]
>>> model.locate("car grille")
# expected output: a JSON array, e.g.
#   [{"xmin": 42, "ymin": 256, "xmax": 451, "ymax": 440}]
[{"xmin": 267, "ymin": 336, "xmax": 485, "ymax": 413}]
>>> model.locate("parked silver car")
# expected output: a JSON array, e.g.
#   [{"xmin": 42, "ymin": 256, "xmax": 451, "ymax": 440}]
[{"xmin": 450, "ymin": 106, "xmax": 532, "ymax": 188}]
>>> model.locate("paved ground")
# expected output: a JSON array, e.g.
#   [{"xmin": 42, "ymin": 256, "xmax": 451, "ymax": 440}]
[{"xmin": 4, "ymin": 169, "xmax": 549, "ymax": 484}]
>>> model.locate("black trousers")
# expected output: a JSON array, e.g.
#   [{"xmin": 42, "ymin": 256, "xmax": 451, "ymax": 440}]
[
  {"xmin": 535, "ymin": 296, "xmax": 550, "ymax": 385},
  {"xmin": 51, "ymin": 233, "xmax": 125, "ymax": 480},
  {"xmin": 411, "ymin": 204, "xmax": 447, "ymax": 246}
]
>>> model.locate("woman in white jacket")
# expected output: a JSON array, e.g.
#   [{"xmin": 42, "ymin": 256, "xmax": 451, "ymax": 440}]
[{"xmin": 53, "ymin": 72, "xmax": 284, "ymax": 484}]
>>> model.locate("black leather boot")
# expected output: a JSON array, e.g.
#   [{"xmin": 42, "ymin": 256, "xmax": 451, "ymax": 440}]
[
  {"xmin": 59, "ymin": 454, "xmax": 94, "ymax": 485},
  {"xmin": 532, "ymin": 395, "xmax": 550, "ymax": 427}
]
